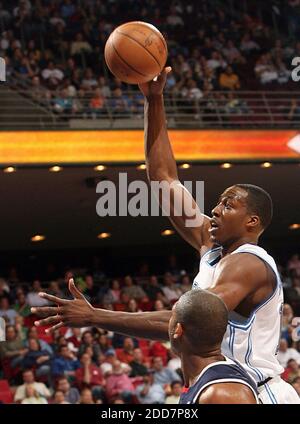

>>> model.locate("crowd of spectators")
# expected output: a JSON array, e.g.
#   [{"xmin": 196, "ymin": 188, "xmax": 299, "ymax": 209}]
[
  {"xmin": 0, "ymin": 0, "xmax": 299, "ymax": 119},
  {"xmin": 0, "ymin": 251, "xmax": 300, "ymax": 403}
]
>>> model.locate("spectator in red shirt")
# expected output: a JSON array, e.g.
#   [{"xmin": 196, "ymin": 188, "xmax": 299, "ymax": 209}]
[
  {"xmin": 75, "ymin": 353, "xmax": 105, "ymax": 401},
  {"xmin": 116, "ymin": 337, "xmax": 135, "ymax": 364}
]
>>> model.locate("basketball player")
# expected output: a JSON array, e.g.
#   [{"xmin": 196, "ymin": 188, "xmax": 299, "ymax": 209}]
[
  {"xmin": 32, "ymin": 68, "xmax": 300, "ymax": 403},
  {"xmin": 170, "ymin": 289, "xmax": 258, "ymax": 404}
]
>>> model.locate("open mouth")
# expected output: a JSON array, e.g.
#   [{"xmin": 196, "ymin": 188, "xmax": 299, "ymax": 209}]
[{"xmin": 209, "ymin": 219, "xmax": 220, "ymax": 233}]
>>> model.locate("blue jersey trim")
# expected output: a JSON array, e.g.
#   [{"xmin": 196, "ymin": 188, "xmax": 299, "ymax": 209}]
[
  {"xmin": 200, "ymin": 246, "xmax": 221, "ymax": 261},
  {"xmin": 265, "ymin": 383, "xmax": 277, "ymax": 404},
  {"xmin": 245, "ymin": 328, "xmax": 264, "ymax": 382}
]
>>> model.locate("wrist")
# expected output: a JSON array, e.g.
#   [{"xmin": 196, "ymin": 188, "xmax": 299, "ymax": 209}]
[{"xmin": 145, "ymin": 94, "xmax": 163, "ymax": 102}]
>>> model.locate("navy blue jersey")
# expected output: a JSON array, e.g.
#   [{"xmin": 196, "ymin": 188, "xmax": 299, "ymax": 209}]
[{"xmin": 179, "ymin": 357, "xmax": 258, "ymax": 404}]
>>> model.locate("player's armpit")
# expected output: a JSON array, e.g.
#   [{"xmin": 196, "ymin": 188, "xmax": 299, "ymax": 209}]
[
  {"xmin": 199, "ymin": 383, "xmax": 257, "ymax": 404},
  {"xmin": 209, "ymin": 253, "xmax": 275, "ymax": 312}
]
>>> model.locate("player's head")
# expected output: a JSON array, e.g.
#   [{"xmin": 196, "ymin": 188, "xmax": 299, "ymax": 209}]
[
  {"xmin": 169, "ymin": 289, "xmax": 228, "ymax": 356},
  {"xmin": 210, "ymin": 184, "xmax": 273, "ymax": 246}
]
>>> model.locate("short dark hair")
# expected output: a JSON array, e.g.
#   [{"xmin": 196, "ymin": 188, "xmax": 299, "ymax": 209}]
[
  {"xmin": 235, "ymin": 184, "xmax": 273, "ymax": 229},
  {"xmin": 175, "ymin": 289, "xmax": 228, "ymax": 353}
]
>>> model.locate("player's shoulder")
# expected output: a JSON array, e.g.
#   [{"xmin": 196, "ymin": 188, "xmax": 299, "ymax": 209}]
[
  {"xmin": 218, "ymin": 249, "xmax": 267, "ymax": 276},
  {"xmin": 199, "ymin": 382, "xmax": 257, "ymax": 404}
]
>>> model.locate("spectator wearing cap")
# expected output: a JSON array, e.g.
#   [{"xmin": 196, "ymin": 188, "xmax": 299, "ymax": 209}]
[{"xmin": 100, "ymin": 349, "xmax": 129, "ymax": 376}]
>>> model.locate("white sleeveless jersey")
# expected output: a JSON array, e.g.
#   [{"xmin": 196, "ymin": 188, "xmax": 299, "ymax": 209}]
[{"xmin": 193, "ymin": 243, "xmax": 284, "ymax": 383}]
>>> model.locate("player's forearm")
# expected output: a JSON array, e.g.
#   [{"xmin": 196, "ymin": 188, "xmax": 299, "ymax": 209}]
[
  {"xmin": 144, "ymin": 95, "xmax": 178, "ymax": 182},
  {"xmin": 89, "ymin": 308, "xmax": 171, "ymax": 341}
]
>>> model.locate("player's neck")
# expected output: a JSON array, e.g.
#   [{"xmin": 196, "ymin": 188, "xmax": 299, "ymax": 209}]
[
  {"xmin": 222, "ymin": 236, "xmax": 258, "ymax": 255},
  {"xmin": 181, "ymin": 351, "xmax": 224, "ymax": 388}
]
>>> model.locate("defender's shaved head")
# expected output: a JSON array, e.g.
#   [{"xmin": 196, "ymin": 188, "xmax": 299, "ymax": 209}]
[{"xmin": 170, "ymin": 289, "xmax": 228, "ymax": 355}]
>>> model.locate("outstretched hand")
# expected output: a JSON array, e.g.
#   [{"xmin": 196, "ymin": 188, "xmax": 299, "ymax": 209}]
[
  {"xmin": 138, "ymin": 66, "xmax": 172, "ymax": 98},
  {"xmin": 31, "ymin": 278, "xmax": 95, "ymax": 333}
]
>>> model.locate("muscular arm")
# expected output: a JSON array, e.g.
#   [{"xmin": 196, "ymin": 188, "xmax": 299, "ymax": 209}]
[
  {"xmin": 141, "ymin": 70, "xmax": 212, "ymax": 252},
  {"xmin": 32, "ymin": 279, "xmax": 171, "ymax": 341},
  {"xmin": 199, "ymin": 383, "xmax": 257, "ymax": 404},
  {"xmin": 209, "ymin": 253, "xmax": 275, "ymax": 313}
]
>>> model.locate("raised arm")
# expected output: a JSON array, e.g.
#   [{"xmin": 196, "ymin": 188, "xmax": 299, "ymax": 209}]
[
  {"xmin": 32, "ymin": 279, "xmax": 170, "ymax": 341},
  {"xmin": 139, "ymin": 68, "xmax": 211, "ymax": 253}
]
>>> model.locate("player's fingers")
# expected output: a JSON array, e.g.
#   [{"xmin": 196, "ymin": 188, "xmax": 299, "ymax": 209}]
[
  {"xmin": 34, "ymin": 315, "xmax": 62, "ymax": 327},
  {"xmin": 38, "ymin": 292, "xmax": 68, "ymax": 305},
  {"xmin": 68, "ymin": 278, "xmax": 85, "ymax": 300},
  {"xmin": 45, "ymin": 322, "xmax": 64, "ymax": 334},
  {"xmin": 31, "ymin": 306, "xmax": 59, "ymax": 317}
]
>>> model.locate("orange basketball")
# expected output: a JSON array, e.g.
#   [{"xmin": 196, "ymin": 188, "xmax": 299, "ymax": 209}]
[{"xmin": 104, "ymin": 21, "xmax": 168, "ymax": 84}]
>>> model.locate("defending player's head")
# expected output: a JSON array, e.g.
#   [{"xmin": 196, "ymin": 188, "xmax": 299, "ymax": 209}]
[
  {"xmin": 169, "ymin": 289, "xmax": 228, "ymax": 356},
  {"xmin": 210, "ymin": 184, "xmax": 273, "ymax": 246}
]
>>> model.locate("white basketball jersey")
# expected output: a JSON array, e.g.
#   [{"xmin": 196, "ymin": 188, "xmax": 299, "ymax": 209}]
[{"xmin": 193, "ymin": 243, "xmax": 284, "ymax": 383}]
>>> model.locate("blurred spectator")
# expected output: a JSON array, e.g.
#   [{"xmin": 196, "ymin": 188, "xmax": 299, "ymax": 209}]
[
  {"xmin": 161, "ymin": 272, "xmax": 182, "ymax": 303},
  {"xmin": 116, "ymin": 337, "xmax": 135, "ymax": 364},
  {"xmin": 56, "ymin": 376, "xmax": 80, "ymax": 404},
  {"xmin": 25, "ymin": 326, "xmax": 53, "ymax": 355},
  {"xmin": 105, "ymin": 360, "xmax": 135, "ymax": 403},
  {"xmin": 21, "ymin": 385, "xmax": 48, "ymax": 404},
  {"xmin": 14, "ymin": 369, "xmax": 51, "ymax": 403},
  {"xmin": 288, "ymin": 254, "xmax": 300, "ymax": 276},
  {"xmin": 103, "ymin": 279, "xmax": 121, "ymax": 304},
  {"xmin": 13, "ymin": 290, "xmax": 31, "ymax": 317},
  {"xmin": 79, "ymin": 388, "xmax": 95, "ymax": 404},
  {"xmin": 78, "ymin": 330, "xmax": 101, "ymax": 362},
  {"xmin": 136, "ymin": 371, "xmax": 165, "ymax": 404},
  {"xmin": 75, "ymin": 352, "xmax": 105, "ymax": 397},
  {"xmin": 219, "ymin": 66, "xmax": 240, "ymax": 90},
  {"xmin": 52, "ymin": 390, "xmax": 70, "ymax": 404},
  {"xmin": 129, "ymin": 348, "xmax": 149, "ymax": 377},
  {"xmin": 152, "ymin": 356, "xmax": 181, "ymax": 387},
  {"xmin": 22, "ymin": 338, "xmax": 52, "ymax": 381},
  {"xmin": 83, "ymin": 275, "xmax": 99, "ymax": 304},
  {"xmin": 26, "ymin": 280, "xmax": 50, "ymax": 307},
  {"xmin": 282, "ymin": 359, "xmax": 300, "ymax": 383},
  {"xmin": 51, "ymin": 345, "xmax": 80, "ymax": 378},
  {"xmin": 165, "ymin": 380, "xmax": 183, "ymax": 404},
  {"xmin": 122, "ymin": 275, "xmax": 147, "ymax": 301},
  {"xmin": 0, "ymin": 297, "xmax": 18, "ymax": 325},
  {"xmin": 277, "ymin": 338, "xmax": 300, "ymax": 367},
  {"xmin": 0, "ymin": 325, "xmax": 27, "ymax": 368}
]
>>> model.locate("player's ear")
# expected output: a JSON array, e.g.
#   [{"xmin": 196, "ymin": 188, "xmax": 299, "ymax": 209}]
[
  {"xmin": 173, "ymin": 323, "xmax": 183, "ymax": 339},
  {"xmin": 246, "ymin": 214, "xmax": 260, "ymax": 230}
]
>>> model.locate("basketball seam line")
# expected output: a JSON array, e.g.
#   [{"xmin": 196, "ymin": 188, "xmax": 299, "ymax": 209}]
[
  {"xmin": 120, "ymin": 22, "xmax": 168, "ymax": 52},
  {"xmin": 116, "ymin": 30, "xmax": 162, "ymax": 70},
  {"xmin": 111, "ymin": 38, "xmax": 148, "ymax": 78}
]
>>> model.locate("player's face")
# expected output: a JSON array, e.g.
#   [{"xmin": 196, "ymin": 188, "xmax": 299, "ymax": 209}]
[{"xmin": 210, "ymin": 186, "xmax": 251, "ymax": 246}]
